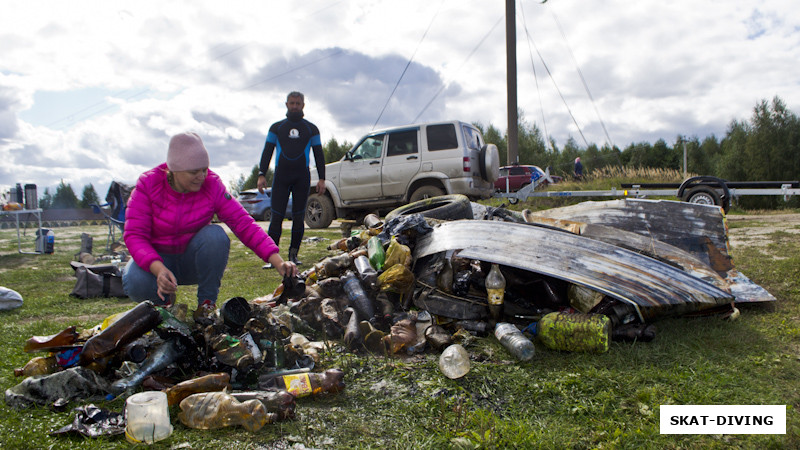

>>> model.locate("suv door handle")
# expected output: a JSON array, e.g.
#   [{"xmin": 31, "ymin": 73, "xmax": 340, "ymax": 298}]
[
  {"xmin": 406, "ymin": 155, "xmax": 418, "ymax": 160},
  {"xmin": 369, "ymin": 160, "xmax": 380, "ymax": 165}
]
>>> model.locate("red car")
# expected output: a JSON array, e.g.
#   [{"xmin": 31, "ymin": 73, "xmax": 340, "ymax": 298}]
[{"xmin": 494, "ymin": 165, "xmax": 562, "ymax": 192}]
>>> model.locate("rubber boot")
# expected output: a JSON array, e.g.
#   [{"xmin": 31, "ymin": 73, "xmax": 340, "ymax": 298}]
[{"xmin": 288, "ymin": 247, "xmax": 302, "ymax": 266}]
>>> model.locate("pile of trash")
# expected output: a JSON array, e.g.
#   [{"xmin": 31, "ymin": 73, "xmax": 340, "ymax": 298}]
[{"xmin": 5, "ymin": 196, "xmax": 773, "ymax": 442}]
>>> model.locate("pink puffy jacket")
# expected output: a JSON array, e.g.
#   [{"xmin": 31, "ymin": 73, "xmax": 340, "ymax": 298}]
[{"xmin": 124, "ymin": 163, "xmax": 279, "ymax": 273}]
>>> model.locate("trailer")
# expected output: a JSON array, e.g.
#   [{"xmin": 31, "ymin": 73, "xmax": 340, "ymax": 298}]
[{"xmin": 495, "ymin": 176, "xmax": 800, "ymax": 212}]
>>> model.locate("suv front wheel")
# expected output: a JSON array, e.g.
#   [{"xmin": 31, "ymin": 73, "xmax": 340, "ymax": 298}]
[{"xmin": 305, "ymin": 193, "xmax": 335, "ymax": 229}]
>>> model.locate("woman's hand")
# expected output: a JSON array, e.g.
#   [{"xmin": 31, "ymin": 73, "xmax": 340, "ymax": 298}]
[
  {"xmin": 149, "ymin": 260, "xmax": 178, "ymax": 302},
  {"xmin": 268, "ymin": 253, "xmax": 298, "ymax": 278}
]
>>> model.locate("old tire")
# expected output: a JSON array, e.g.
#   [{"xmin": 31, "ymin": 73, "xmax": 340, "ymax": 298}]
[
  {"xmin": 386, "ymin": 194, "xmax": 473, "ymax": 222},
  {"xmin": 409, "ymin": 185, "xmax": 445, "ymax": 203},
  {"xmin": 305, "ymin": 194, "xmax": 335, "ymax": 229},
  {"xmin": 478, "ymin": 144, "xmax": 500, "ymax": 183},
  {"xmin": 684, "ymin": 186, "xmax": 720, "ymax": 208}
]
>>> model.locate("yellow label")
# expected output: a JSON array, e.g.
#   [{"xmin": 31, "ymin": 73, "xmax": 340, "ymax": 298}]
[
  {"xmin": 282, "ymin": 373, "xmax": 313, "ymax": 397},
  {"xmin": 487, "ymin": 288, "xmax": 504, "ymax": 306}
]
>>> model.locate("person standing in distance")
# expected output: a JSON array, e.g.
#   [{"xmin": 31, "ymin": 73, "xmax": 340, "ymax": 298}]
[
  {"xmin": 258, "ymin": 91, "xmax": 326, "ymax": 266},
  {"xmin": 573, "ymin": 157, "xmax": 584, "ymax": 181}
]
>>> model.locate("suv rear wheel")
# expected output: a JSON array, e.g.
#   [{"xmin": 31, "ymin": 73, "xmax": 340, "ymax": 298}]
[
  {"xmin": 305, "ymin": 194, "xmax": 335, "ymax": 229},
  {"xmin": 409, "ymin": 185, "xmax": 445, "ymax": 203}
]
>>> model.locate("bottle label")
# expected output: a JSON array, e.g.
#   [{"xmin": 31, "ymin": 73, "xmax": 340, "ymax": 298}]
[
  {"xmin": 487, "ymin": 288, "xmax": 504, "ymax": 305},
  {"xmin": 282, "ymin": 373, "xmax": 313, "ymax": 397}
]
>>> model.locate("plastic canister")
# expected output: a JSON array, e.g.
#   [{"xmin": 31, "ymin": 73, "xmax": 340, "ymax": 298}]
[
  {"xmin": 35, "ymin": 228, "xmax": 54, "ymax": 254},
  {"xmin": 125, "ymin": 391, "xmax": 173, "ymax": 444},
  {"xmin": 24, "ymin": 184, "xmax": 37, "ymax": 210}
]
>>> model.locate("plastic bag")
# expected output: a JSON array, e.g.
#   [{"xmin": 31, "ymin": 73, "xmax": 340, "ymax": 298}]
[
  {"xmin": 383, "ymin": 237, "xmax": 411, "ymax": 270},
  {"xmin": 0, "ymin": 286, "xmax": 23, "ymax": 310},
  {"xmin": 377, "ymin": 264, "xmax": 415, "ymax": 294}
]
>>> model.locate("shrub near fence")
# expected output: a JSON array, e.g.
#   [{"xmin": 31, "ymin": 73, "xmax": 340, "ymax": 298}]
[{"xmin": 0, "ymin": 208, "xmax": 107, "ymax": 229}]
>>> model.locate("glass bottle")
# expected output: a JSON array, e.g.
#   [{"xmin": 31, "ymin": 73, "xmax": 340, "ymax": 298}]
[
  {"xmin": 485, "ymin": 264, "xmax": 506, "ymax": 321},
  {"xmin": 494, "ymin": 322, "xmax": 535, "ymax": 361},
  {"xmin": 109, "ymin": 338, "xmax": 183, "ymax": 395},
  {"xmin": 23, "ymin": 326, "xmax": 78, "ymax": 353},
  {"xmin": 79, "ymin": 301, "xmax": 162, "ymax": 366},
  {"xmin": 367, "ymin": 236, "xmax": 385, "ymax": 271}
]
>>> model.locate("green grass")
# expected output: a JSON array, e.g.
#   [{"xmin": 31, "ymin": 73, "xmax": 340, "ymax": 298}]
[{"xmin": 0, "ymin": 215, "xmax": 798, "ymax": 449}]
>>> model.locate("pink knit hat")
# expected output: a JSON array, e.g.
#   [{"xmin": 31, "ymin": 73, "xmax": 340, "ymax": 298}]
[{"xmin": 167, "ymin": 132, "xmax": 210, "ymax": 171}]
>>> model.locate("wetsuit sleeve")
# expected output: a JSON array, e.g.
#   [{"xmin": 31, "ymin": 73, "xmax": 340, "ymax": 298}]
[
  {"xmin": 312, "ymin": 144, "xmax": 325, "ymax": 180},
  {"xmin": 259, "ymin": 130, "xmax": 277, "ymax": 175}
]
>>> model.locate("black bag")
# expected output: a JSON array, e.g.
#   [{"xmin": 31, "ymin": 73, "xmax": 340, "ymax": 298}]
[{"xmin": 70, "ymin": 265, "xmax": 127, "ymax": 299}]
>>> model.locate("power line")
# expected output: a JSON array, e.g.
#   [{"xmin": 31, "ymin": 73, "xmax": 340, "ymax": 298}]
[
  {"xmin": 414, "ymin": 15, "xmax": 504, "ymax": 123},
  {"xmin": 373, "ymin": 0, "xmax": 446, "ymax": 130}
]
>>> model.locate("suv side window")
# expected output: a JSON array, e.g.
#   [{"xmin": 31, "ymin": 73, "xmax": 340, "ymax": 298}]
[
  {"xmin": 462, "ymin": 125, "xmax": 484, "ymax": 151},
  {"xmin": 426, "ymin": 124, "xmax": 458, "ymax": 151},
  {"xmin": 351, "ymin": 135, "xmax": 384, "ymax": 160},
  {"xmin": 387, "ymin": 130, "xmax": 418, "ymax": 157},
  {"xmin": 509, "ymin": 167, "xmax": 526, "ymax": 176}
]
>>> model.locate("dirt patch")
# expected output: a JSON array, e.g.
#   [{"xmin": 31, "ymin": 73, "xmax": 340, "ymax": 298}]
[{"xmin": 727, "ymin": 213, "xmax": 800, "ymax": 251}]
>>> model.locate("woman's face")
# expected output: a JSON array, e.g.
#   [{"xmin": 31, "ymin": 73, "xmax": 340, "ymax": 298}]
[{"xmin": 172, "ymin": 168, "xmax": 208, "ymax": 193}]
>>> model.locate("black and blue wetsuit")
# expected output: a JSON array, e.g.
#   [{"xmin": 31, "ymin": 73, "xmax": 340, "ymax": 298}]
[{"xmin": 259, "ymin": 117, "xmax": 326, "ymax": 251}]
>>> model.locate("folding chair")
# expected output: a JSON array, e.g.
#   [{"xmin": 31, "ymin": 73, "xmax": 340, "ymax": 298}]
[{"xmin": 91, "ymin": 181, "xmax": 133, "ymax": 251}]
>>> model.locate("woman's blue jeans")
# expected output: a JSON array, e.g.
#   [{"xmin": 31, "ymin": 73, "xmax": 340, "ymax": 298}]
[{"xmin": 122, "ymin": 224, "xmax": 230, "ymax": 306}]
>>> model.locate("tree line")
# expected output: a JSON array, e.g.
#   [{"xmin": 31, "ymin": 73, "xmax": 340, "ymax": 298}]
[{"xmin": 40, "ymin": 96, "xmax": 799, "ymax": 210}]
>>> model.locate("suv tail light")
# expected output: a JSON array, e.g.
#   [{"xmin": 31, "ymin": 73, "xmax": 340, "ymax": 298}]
[{"xmin": 463, "ymin": 157, "xmax": 471, "ymax": 172}]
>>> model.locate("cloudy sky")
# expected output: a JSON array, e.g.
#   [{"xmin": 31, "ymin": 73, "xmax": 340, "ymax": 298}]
[{"xmin": 1, "ymin": 0, "xmax": 798, "ymax": 200}]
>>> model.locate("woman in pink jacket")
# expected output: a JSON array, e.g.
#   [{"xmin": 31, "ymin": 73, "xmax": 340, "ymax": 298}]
[{"xmin": 122, "ymin": 132, "xmax": 297, "ymax": 307}]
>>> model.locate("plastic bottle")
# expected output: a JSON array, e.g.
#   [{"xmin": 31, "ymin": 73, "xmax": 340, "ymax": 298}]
[
  {"xmin": 109, "ymin": 338, "xmax": 183, "ymax": 395},
  {"xmin": 178, "ymin": 391, "xmax": 274, "ymax": 432},
  {"xmin": 367, "ymin": 236, "xmax": 385, "ymax": 271},
  {"xmin": 343, "ymin": 307, "xmax": 363, "ymax": 349},
  {"xmin": 341, "ymin": 271, "xmax": 376, "ymax": 321},
  {"xmin": 383, "ymin": 237, "xmax": 411, "ymax": 269},
  {"xmin": 354, "ymin": 255, "xmax": 379, "ymax": 291},
  {"xmin": 260, "ymin": 368, "xmax": 345, "ymax": 398},
  {"xmin": 494, "ymin": 322, "xmax": 535, "ymax": 361},
  {"xmin": 327, "ymin": 235, "xmax": 362, "ymax": 251},
  {"xmin": 439, "ymin": 344, "xmax": 470, "ymax": 379},
  {"xmin": 23, "ymin": 325, "xmax": 78, "ymax": 353},
  {"xmin": 80, "ymin": 301, "xmax": 162, "ymax": 366},
  {"xmin": 231, "ymin": 390, "xmax": 297, "ymax": 421},
  {"xmin": 531, "ymin": 312, "xmax": 611, "ymax": 353},
  {"xmin": 14, "ymin": 355, "xmax": 59, "ymax": 377},
  {"xmin": 486, "ymin": 264, "xmax": 506, "ymax": 321},
  {"xmin": 164, "ymin": 372, "xmax": 232, "ymax": 406}
]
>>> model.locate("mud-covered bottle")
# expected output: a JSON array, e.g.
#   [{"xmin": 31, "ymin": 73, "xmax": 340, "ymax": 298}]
[
  {"xmin": 315, "ymin": 253, "xmax": 354, "ymax": 280},
  {"xmin": 178, "ymin": 391, "xmax": 275, "ymax": 432},
  {"xmin": 109, "ymin": 338, "xmax": 183, "ymax": 395},
  {"xmin": 327, "ymin": 235, "xmax": 362, "ymax": 251},
  {"xmin": 485, "ymin": 264, "xmax": 506, "ymax": 321},
  {"xmin": 531, "ymin": 312, "xmax": 610, "ymax": 353},
  {"xmin": 494, "ymin": 322, "xmax": 535, "ymax": 361},
  {"xmin": 164, "ymin": 372, "xmax": 232, "ymax": 406},
  {"xmin": 231, "ymin": 390, "xmax": 297, "ymax": 420},
  {"xmin": 341, "ymin": 271, "xmax": 376, "ymax": 321},
  {"xmin": 14, "ymin": 355, "xmax": 59, "ymax": 377},
  {"xmin": 261, "ymin": 368, "xmax": 345, "ymax": 398},
  {"xmin": 79, "ymin": 301, "xmax": 162, "ymax": 366},
  {"xmin": 354, "ymin": 255, "xmax": 378, "ymax": 291},
  {"xmin": 436, "ymin": 258, "xmax": 454, "ymax": 293}
]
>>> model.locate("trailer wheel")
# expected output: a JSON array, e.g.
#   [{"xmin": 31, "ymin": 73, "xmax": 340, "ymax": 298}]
[
  {"xmin": 508, "ymin": 197, "xmax": 519, "ymax": 205},
  {"xmin": 684, "ymin": 186, "xmax": 720, "ymax": 208}
]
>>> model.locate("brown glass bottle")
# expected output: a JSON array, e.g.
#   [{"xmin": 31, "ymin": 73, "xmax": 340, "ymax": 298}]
[
  {"xmin": 79, "ymin": 301, "xmax": 162, "ymax": 366},
  {"xmin": 260, "ymin": 368, "xmax": 345, "ymax": 398},
  {"xmin": 23, "ymin": 326, "xmax": 78, "ymax": 353}
]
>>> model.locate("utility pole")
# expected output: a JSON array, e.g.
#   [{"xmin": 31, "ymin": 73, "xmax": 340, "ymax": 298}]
[{"xmin": 506, "ymin": 0, "xmax": 518, "ymax": 165}]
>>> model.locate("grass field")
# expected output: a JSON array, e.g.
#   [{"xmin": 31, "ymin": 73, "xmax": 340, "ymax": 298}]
[{"xmin": 0, "ymin": 208, "xmax": 798, "ymax": 449}]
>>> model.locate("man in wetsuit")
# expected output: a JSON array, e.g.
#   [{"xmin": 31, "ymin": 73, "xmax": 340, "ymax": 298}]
[{"xmin": 258, "ymin": 91, "xmax": 326, "ymax": 266}]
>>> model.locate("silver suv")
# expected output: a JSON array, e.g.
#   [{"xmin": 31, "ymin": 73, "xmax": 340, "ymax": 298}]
[{"xmin": 305, "ymin": 120, "xmax": 500, "ymax": 228}]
